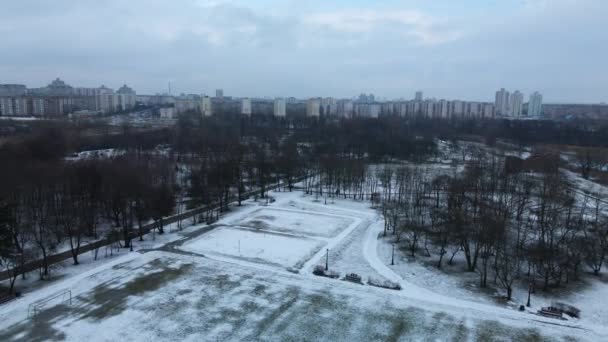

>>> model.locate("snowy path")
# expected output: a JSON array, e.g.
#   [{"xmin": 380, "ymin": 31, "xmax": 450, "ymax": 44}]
[
  {"xmin": 361, "ymin": 219, "xmax": 608, "ymax": 337},
  {"xmin": 3, "ymin": 190, "xmax": 607, "ymax": 340},
  {"xmin": 300, "ymin": 212, "xmax": 364, "ymax": 274},
  {"xmin": 217, "ymin": 194, "xmax": 608, "ymax": 337}
]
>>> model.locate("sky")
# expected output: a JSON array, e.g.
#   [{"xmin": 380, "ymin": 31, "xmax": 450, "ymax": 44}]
[{"xmin": 0, "ymin": 0, "xmax": 606, "ymax": 102}]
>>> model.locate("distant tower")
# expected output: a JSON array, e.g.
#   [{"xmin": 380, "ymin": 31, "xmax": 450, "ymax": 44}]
[
  {"xmin": 494, "ymin": 88, "xmax": 511, "ymax": 116},
  {"xmin": 274, "ymin": 98, "xmax": 286, "ymax": 117},
  {"xmin": 510, "ymin": 91, "xmax": 524, "ymax": 118},
  {"xmin": 200, "ymin": 96, "xmax": 212, "ymax": 116},
  {"xmin": 438, "ymin": 100, "xmax": 449, "ymax": 119},
  {"xmin": 215, "ymin": 89, "xmax": 224, "ymax": 99},
  {"xmin": 241, "ymin": 98, "xmax": 252, "ymax": 115},
  {"xmin": 528, "ymin": 92, "xmax": 543, "ymax": 118},
  {"xmin": 415, "ymin": 91, "xmax": 423, "ymax": 101},
  {"xmin": 306, "ymin": 98, "xmax": 321, "ymax": 117}
]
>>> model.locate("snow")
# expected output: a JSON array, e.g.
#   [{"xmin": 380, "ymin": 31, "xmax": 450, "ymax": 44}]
[
  {"xmin": 179, "ymin": 226, "xmax": 323, "ymax": 270},
  {"xmin": 2, "ymin": 250, "xmax": 597, "ymax": 341},
  {"xmin": 1, "ymin": 189, "xmax": 607, "ymax": 341},
  {"xmin": 0, "ymin": 116, "xmax": 41, "ymax": 121},
  {"xmin": 64, "ymin": 148, "xmax": 125, "ymax": 161},
  {"xmin": 560, "ymin": 277, "xmax": 608, "ymax": 327},
  {"xmin": 233, "ymin": 207, "xmax": 353, "ymax": 238},
  {"xmin": 376, "ymin": 234, "xmax": 494, "ymax": 306}
]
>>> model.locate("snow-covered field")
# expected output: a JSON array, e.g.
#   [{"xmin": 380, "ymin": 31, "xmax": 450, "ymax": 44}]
[
  {"xmin": 1, "ymin": 190, "xmax": 606, "ymax": 341},
  {"xmin": 179, "ymin": 226, "xmax": 324, "ymax": 270},
  {"xmin": 233, "ymin": 207, "xmax": 353, "ymax": 238}
]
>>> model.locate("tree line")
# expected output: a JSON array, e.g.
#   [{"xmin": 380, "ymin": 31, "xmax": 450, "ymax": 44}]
[
  {"xmin": 371, "ymin": 154, "xmax": 607, "ymax": 300},
  {"xmin": 1, "ymin": 113, "xmax": 607, "ymax": 298}
]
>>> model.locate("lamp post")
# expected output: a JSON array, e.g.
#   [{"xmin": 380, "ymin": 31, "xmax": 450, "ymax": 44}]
[{"xmin": 526, "ymin": 282, "xmax": 532, "ymax": 307}]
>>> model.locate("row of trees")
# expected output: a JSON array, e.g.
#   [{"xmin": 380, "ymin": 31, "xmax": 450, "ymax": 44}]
[
  {"xmin": 0, "ymin": 153, "xmax": 176, "ymax": 293},
  {"xmin": 2, "ymin": 113, "xmax": 607, "ymax": 299},
  {"xmin": 376, "ymin": 154, "xmax": 607, "ymax": 300}
]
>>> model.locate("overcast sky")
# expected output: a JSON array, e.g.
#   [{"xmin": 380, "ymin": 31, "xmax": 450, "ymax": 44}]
[{"xmin": 0, "ymin": 0, "xmax": 606, "ymax": 102}]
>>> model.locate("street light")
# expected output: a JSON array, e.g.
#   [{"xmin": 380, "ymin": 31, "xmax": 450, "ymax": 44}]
[{"xmin": 526, "ymin": 282, "xmax": 532, "ymax": 307}]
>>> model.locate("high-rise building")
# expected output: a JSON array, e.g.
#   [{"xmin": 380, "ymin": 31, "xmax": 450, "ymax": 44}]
[
  {"xmin": 116, "ymin": 84, "xmax": 137, "ymax": 111},
  {"xmin": 321, "ymin": 97, "xmax": 337, "ymax": 116},
  {"xmin": 438, "ymin": 100, "xmax": 449, "ymax": 118},
  {"xmin": 306, "ymin": 98, "xmax": 320, "ymax": 117},
  {"xmin": 96, "ymin": 85, "xmax": 114, "ymax": 95},
  {"xmin": 174, "ymin": 94, "xmax": 201, "ymax": 113},
  {"xmin": 0, "ymin": 96, "xmax": 47, "ymax": 116},
  {"xmin": 92, "ymin": 85, "xmax": 123, "ymax": 113},
  {"xmin": 357, "ymin": 93, "xmax": 375, "ymax": 104},
  {"xmin": 495, "ymin": 88, "xmax": 510, "ymax": 116},
  {"xmin": 201, "ymin": 96, "xmax": 212, "ymax": 116},
  {"xmin": 466, "ymin": 101, "xmax": 481, "ymax": 118},
  {"xmin": 483, "ymin": 103, "xmax": 495, "ymax": 119},
  {"xmin": 337, "ymin": 99, "xmax": 354, "ymax": 117},
  {"xmin": 73, "ymin": 87, "xmax": 97, "ymax": 96},
  {"xmin": 241, "ymin": 98, "xmax": 252, "ymax": 115},
  {"xmin": 415, "ymin": 91, "xmax": 423, "ymax": 101},
  {"xmin": 29, "ymin": 97, "xmax": 45, "ymax": 116},
  {"xmin": 117, "ymin": 84, "xmax": 136, "ymax": 95},
  {"xmin": 451, "ymin": 100, "xmax": 465, "ymax": 118},
  {"xmin": 0, "ymin": 97, "xmax": 14, "ymax": 116},
  {"xmin": 273, "ymin": 98, "xmax": 286, "ymax": 117},
  {"xmin": 44, "ymin": 97, "xmax": 74, "ymax": 116},
  {"xmin": 528, "ymin": 91, "xmax": 543, "ymax": 118},
  {"xmin": 355, "ymin": 103, "xmax": 381, "ymax": 118},
  {"xmin": 0, "ymin": 84, "xmax": 27, "ymax": 96},
  {"xmin": 46, "ymin": 78, "xmax": 74, "ymax": 96},
  {"xmin": 215, "ymin": 89, "xmax": 224, "ymax": 99},
  {"xmin": 510, "ymin": 91, "xmax": 524, "ymax": 118},
  {"xmin": 423, "ymin": 99, "xmax": 435, "ymax": 118}
]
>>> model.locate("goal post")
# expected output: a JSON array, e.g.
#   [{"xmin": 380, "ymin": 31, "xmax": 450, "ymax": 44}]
[{"xmin": 27, "ymin": 289, "xmax": 72, "ymax": 319}]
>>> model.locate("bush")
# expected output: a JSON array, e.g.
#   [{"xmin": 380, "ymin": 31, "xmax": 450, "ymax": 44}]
[
  {"xmin": 313, "ymin": 265, "xmax": 325, "ymax": 276},
  {"xmin": 367, "ymin": 277, "xmax": 401, "ymax": 290},
  {"xmin": 553, "ymin": 302, "xmax": 581, "ymax": 318},
  {"xmin": 313, "ymin": 265, "xmax": 339, "ymax": 279}
]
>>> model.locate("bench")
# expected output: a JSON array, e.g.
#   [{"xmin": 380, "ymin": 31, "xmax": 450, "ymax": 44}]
[
  {"xmin": 344, "ymin": 273, "xmax": 362, "ymax": 284},
  {"xmin": 537, "ymin": 307, "xmax": 563, "ymax": 319}
]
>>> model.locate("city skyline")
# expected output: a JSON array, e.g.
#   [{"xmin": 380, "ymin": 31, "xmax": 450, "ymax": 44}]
[
  {"xmin": 0, "ymin": 75, "xmax": 599, "ymax": 106},
  {"xmin": 0, "ymin": 77, "xmax": 549, "ymax": 107},
  {"xmin": 0, "ymin": 0, "xmax": 606, "ymax": 103}
]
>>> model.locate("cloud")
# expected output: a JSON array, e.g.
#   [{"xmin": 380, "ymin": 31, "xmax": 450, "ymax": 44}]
[
  {"xmin": 304, "ymin": 9, "xmax": 461, "ymax": 45},
  {"xmin": 0, "ymin": 0, "xmax": 605, "ymax": 102}
]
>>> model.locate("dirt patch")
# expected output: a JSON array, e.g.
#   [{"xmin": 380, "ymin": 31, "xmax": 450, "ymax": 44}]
[
  {"xmin": 0, "ymin": 304, "xmax": 68, "ymax": 342},
  {"xmin": 475, "ymin": 320, "xmax": 552, "ymax": 342},
  {"xmin": 254, "ymin": 215, "xmax": 276, "ymax": 221},
  {"xmin": 245, "ymin": 220, "xmax": 271, "ymax": 230},
  {"xmin": 79, "ymin": 260, "xmax": 193, "ymax": 320},
  {"xmin": 1, "ymin": 257, "xmax": 194, "ymax": 342}
]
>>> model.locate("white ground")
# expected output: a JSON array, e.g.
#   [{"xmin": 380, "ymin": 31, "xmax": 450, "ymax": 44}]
[
  {"xmin": 1, "ymin": 190, "xmax": 607, "ymax": 341},
  {"xmin": 179, "ymin": 226, "xmax": 324, "ymax": 270},
  {"xmin": 232, "ymin": 207, "xmax": 353, "ymax": 238}
]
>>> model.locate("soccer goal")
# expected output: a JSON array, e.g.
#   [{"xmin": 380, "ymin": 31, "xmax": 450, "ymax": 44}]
[{"xmin": 27, "ymin": 289, "xmax": 72, "ymax": 319}]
